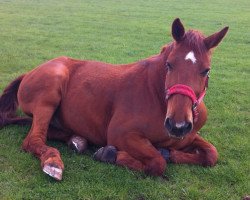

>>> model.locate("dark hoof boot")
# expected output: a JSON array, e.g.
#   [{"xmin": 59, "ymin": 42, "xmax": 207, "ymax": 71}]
[
  {"xmin": 68, "ymin": 136, "xmax": 88, "ymax": 154},
  {"xmin": 93, "ymin": 146, "xmax": 117, "ymax": 164},
  {"xmin": 158, "ymin": 148, "xmax": 171, "ymax": 162}
]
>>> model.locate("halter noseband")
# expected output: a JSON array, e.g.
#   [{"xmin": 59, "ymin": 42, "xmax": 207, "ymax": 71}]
[{"xmin": 165, "ymin": 83, "xmax": 207, "ymax": 122}]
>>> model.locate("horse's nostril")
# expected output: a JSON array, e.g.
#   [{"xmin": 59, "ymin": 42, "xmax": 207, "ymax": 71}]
[
  {"xmin": 185, "ymin": 121, "xmax": 193, "ymax": 133},
  {"xmin": 164, "ymin": 117, "xmax": 173, "ymax": 132}
]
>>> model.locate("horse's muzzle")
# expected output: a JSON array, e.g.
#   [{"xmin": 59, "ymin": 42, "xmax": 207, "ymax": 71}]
[{"xmin": 164, "ymin": 117, "xmax": 193, "ymax": 138}]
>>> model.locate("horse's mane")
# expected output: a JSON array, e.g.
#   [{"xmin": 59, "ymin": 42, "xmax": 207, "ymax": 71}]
[{"xmin": 183, "ymin": 30, "xmax": 207, "ymax": 54}]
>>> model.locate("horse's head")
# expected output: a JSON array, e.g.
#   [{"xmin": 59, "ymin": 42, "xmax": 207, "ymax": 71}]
[{"xmin": 164, "ymin": 18, "xmax": 228, "ymax": 138}]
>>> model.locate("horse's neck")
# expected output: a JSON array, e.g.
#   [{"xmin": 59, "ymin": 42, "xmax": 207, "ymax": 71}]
[
  {"xmin": 140, "ymin": 43, "xmax": 171, "ymax": 94},
  {"xmin": 130, "ymin": 44, "xmax": 170, "ymax": 111}
]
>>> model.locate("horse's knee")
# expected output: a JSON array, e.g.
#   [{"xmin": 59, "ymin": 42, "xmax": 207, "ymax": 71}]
[
  {"xmin": 144, "ymin": 156, "xmax": 166, "ymax": 176},
  {"xmin": 203, "ymin": 146, "xmax": 218, "ymax": 167}
]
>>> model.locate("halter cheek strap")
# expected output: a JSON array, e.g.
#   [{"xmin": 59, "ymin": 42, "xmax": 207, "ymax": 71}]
[{"xmin": 165, "ymin": 84, "xmax": 207, "ymax": 122}]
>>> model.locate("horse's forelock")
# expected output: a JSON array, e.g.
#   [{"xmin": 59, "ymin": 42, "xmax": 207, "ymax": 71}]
[{"xmin": 183, "ymin": 30, "xmax": 207, "ymax": 54}]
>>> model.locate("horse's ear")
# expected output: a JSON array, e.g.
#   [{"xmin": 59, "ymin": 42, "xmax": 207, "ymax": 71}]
[
  {"xmin": 172, "ymin": 18, "xmax": 185, "ymax": 42},
  {"xmin": 204, "ymin": 27, "xmax": 229, "ymax": 50}
]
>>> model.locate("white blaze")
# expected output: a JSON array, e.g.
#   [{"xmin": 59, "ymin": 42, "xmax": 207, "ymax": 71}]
[{"xmin": 185, "ymin": 51, "xmax": 197, "ymax": 64}]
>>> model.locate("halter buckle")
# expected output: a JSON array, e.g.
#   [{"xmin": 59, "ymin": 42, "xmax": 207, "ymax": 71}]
[{"xmin": 192, "ymin": 102, "xmax": 198, "ymax": 110}]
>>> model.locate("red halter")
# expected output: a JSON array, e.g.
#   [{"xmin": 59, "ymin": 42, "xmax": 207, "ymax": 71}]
[{"xmin": 165, "ymin": 84, "xmax": 207, "ymax": 122}]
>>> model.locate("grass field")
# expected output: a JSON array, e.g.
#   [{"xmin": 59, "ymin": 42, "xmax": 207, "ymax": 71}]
[{"xmin": 0, "ymin": 0, "xmax": 249, "ymax": 199}]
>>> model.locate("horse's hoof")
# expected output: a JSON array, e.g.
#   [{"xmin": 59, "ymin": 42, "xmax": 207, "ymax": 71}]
[
  {"xmin": 68, "ymin": 136, "xmax": 87, "ymax": 154},
  {"xmin": 93, "ymin": 146, "xmax": 117, "ymax": 164},
  {"xmin": 43, "ymin": 164, "xmax": 63, "ymax": 181},
  {"xmin": 158, "ymin": 148, "xmax": 171, "ymax": 162},
  {"xmin": 243, "ymin": 195, "xmax": 250, "ymax": 200}
]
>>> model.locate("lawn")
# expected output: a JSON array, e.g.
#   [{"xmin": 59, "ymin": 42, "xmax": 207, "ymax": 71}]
[{"xmin": 0, "ymin": 0, "xmax": 249, "ymax": 199}]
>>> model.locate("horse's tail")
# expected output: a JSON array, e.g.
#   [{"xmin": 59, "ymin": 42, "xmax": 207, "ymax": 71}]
[{"xmin": 0, "ymin": 74, "xmax": 32, "ymax": 128}]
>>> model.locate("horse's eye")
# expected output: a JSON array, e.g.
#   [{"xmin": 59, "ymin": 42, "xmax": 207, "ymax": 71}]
[
  {"xmin": 201, "ymin": 69, "xmax": 210, "ymax": 77},
  {"xmin": 166, "ymin": 62, "xmax": 173, "ymax": 71}
]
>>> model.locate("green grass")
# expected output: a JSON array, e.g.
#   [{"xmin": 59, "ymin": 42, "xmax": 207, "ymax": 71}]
[{"xmin": 0, "ymin": 0, "xmax": 249, "ymax": 199}]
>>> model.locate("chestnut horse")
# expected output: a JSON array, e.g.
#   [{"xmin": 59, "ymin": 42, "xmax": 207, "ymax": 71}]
[{"xmin": 0, "ymin": 18, "xmax": 228, "ymax": 180}]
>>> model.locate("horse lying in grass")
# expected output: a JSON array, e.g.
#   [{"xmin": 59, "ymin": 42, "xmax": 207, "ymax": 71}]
[{"xmin": 0, "ymin": 18, "xmax": 228, "ymax": 180}]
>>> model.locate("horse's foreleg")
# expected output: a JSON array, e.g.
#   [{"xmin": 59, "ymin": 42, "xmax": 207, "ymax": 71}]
[
  {"xmin": 94, "ymin": 144, "xmax": 164, "ymax": 175},
  {"xmin": 170, "ymin": 134, "xmax": 218, "ymax": 167},
  {"xmin": 116, "ymin": 151, "xmax": 144, "ymax": 172},
  {"xmin": 109, "ymin": 132, "xmax": 166, "ymax": 176},
  {"xmin": 94, "ymin": 146, "xmax": 144, "ymax": 171},
  {"xmin": 22, "ymin": 107, "xmax": 64, "ymax": 181}
]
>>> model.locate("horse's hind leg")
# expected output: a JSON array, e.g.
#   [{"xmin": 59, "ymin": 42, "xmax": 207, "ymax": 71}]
[{"xmin": 22, "ymin": 106, "xmax": 65, "ymax": 180}]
